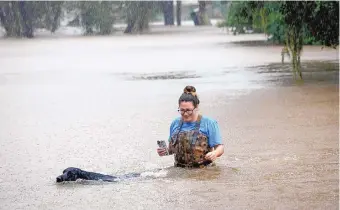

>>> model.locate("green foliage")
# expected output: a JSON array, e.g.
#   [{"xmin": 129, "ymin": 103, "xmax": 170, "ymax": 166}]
[
  {"xmin": 221, "ymin": 1, "xmax": 338, "ymax": 47},
  {"xmin": 0, "ymin": 1, "xmax": 160, "ymax": 36},
  {"xmin": 123, "ymin": 1, "xmax": 158, "ymax": 33},
  {"xmin": 265, "ymin": 9, "xmax": 285, "ymax": 43},
  {"xmin": 225, "ymin": 2, "xmax": 254, "ymax": 34},
  {"xmin": 31, "ymin": 1, "xmax": 63, "ymax": 32},
  {"xmin": 306, "ymin": 1, "xmax": 339, "ymax": 48},
  {"xmin": 78, "ymin": 1, "xmax": 117, "ymax": 35},
  {"xmin": 0, "ymin": 2, "xmax": 34, "ymax": 37},
  {"xmin": 220, "ymin": 1, "xmax": 338, "ymax": 81},
  {"xmin": 0, "ymin": 1, "xmax": 64, "ymax": 37}
]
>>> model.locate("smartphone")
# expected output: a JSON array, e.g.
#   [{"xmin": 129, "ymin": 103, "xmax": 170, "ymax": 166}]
[{"xmin": 157, "ymin": 140, "xmax": 169, "ymax": 155}]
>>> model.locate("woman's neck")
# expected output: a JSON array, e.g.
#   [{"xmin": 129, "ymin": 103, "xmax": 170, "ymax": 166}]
[{"xmin": 183, "ymin": 114, "xmax": 199, "ymax": 123}]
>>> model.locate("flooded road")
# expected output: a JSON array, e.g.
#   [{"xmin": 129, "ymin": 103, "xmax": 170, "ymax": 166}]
[{"xmin": 0, "ymin": 26, "xmax": 338, "ymax": 210}]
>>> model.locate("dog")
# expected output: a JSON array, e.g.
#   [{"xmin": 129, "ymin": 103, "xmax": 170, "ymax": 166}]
[{"xmin": 56, "ymin": 167, "xmax": 141, "ymax": 183}]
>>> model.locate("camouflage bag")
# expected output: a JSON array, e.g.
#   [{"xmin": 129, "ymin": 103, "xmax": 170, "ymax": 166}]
[{"xmin": 170, "ymin": 115, "xmax": 213, "ymax": 168}]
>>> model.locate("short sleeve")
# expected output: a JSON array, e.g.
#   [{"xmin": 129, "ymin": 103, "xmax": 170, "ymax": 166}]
[
  {"xmin": 207, "ymin": 120, "xmax": 223, "ymax": 147},
  {"xmin": 168, "ymin": 118, "xmax": 179, "ymax": 142}
]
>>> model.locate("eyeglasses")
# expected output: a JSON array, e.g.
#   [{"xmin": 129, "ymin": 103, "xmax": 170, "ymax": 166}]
[{"xmin": 178, "ymin": 108, "xmax": 195, "ymax": 115}]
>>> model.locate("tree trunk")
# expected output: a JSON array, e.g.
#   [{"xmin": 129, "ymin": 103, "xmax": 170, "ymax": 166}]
[
  {"xmin": 124, "ymin": 17, "xmax": 136, "ymax": 34},
  {"xmin": 124, "ymin": 2, "xmax": 152, "ymax": 34},
  {"xmin": 80, "ymin": 2, "xmax": 97, "ymax": 35},
  {"xmin": 98, "ymin": 1, "xmax": 114, "ymax": 35},
  {"xmin": 0, "ymin": 2, "xmax": 33, "ymax": 37},
  {"xmin": 197, "ymin": 1, "xmax": 211, "ymax": 25},
  {"xmin": 51, "ymin": 2, "xmax": 62, "ymax": 33},
  {"xmin": 7, "ymin": 2, "xmax": 22, "ymax": 37},
  {"xmin": 18, "ymin": 1, "xmax": 33, "ymax": 38},
  {"xmin": 176, "ymin": 1, "xmax": 181, "ymax": 26},
  {"xmin": 286, "ymin": 27, "xmax": 303, "ymax": 80},
  {"xmin": 162, "ymin": 1, "xmax": 174, "ymax": 25},
  {"xmin": 0, "ymin": 3, "xmax": 12, "ymax": 35}
]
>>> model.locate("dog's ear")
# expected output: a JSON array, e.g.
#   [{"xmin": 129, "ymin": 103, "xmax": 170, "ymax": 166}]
[{"xmin": 62, "ymin": 167, "xmax": 71, "ymax": 174}]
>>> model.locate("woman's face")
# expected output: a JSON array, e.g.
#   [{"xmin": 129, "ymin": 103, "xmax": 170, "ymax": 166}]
[{"xmin": 178, "ymin": 101, "xmax": 197, "ymax": 122}]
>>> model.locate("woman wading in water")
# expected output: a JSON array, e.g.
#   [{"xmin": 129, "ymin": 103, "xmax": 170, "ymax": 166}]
[{"xmin": 157, "ymin": 86, "xmax": 224, "ymax": 168}]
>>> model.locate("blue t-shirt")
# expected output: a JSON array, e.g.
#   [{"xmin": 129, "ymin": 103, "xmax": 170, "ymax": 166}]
[{"xmin": 168, "ymin": 116, "xmax": 223, "ymax": 147}]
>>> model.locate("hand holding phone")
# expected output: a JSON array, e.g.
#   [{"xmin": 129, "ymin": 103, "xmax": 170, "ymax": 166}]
[{"xmin": 157, "ymin": 140, "xmax": 169, "ymax": 156}]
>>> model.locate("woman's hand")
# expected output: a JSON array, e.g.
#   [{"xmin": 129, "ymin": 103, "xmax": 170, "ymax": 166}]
[
  {"xmin": 205, "ymin": 145, "xmax": 224, "ymax": 161},
  {"xmin": 205, "ymin": 151, "xmax": 217, "ymax": 161},
  {"xmin": 157, "ymin": 148, "xmax": 168, "ymax": 156}
]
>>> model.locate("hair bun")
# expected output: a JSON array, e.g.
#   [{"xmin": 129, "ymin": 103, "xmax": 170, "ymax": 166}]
[{"xmin": 183, "ymin": 86, "xmax": 197, "ymax": 96}]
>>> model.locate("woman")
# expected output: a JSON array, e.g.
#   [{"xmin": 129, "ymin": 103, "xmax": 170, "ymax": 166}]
[{"xmin": 157, "ymin": 86, "xmax": 224, "ymax": 168}]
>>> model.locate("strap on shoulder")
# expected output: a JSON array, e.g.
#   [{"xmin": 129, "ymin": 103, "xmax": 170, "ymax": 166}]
[
  {"xmin": 171, "ymin": 118, "xmax": 184, "ymax": 145},
  {"xmin": 191, "ymin": 115, "xmax": 202, "ymax": 145},
  {"xmin": 194, "ymin": 114, "xmax": 202, "ymax": 130}
]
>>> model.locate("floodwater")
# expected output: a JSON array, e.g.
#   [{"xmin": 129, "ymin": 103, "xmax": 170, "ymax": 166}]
[{"xmin": 0, "ymin": 26, "xmax": 338, "ymax": 210}]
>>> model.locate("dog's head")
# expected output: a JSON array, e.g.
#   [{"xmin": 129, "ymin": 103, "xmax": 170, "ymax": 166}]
[{"xmin": 56, "ymin": 167, "xmax": 83, "ymax": 183}]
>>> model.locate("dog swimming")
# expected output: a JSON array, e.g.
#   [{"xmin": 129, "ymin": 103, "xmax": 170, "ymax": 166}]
[{"xmin": 56, "ymin": 167, "xmax": 142, "ymax": 183}]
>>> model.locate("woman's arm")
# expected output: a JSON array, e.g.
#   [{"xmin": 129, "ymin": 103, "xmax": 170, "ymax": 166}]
[
  {"xmin": 213, "ymin": 144, "xmax": 224, "ymax": 157},
  {"xmin": 205, "ymin": 144, "xmax": 224, "ymax": 161},
  {"xmin": 205, "ymin": 119, "xmax": 224, "ymax": 161}
]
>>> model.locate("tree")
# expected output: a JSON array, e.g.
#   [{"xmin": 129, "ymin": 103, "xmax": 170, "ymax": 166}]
[
  {"xmin": 176, "ymin": 1, "xmax": 181, "ymax": 26},
  {"xmin": 222, "ymin": 1, "xmax": 258, "ymax": 34},
  {"xmin": 280, "ymin": 1, "xmax": 339, "ymax": 80},
  {"xmin": 220, "ymin": 1, "xmax": 339, "ymax": 80},
  {"xmin": 0, "ymin": 1, "xmax": 64, "ymax": 37},
  {"xmin": 124, "ymin": 1, "xmax": 156, "ymax": 34},
  {"xmin": 162, "ymin": 1, "xmax": 174, "ymax": 26},
  {"xmin": 0, "ymin": 1, "xmax": 33, "ymax": 37},
  {"xmin": 197, "ymin": 1, "xmax": 211, "ymax": 26},
  {"xmin": 78, "ymin": 1, "xmax": 116, "ymax": 35},
  {"xmin": 280, "ymin": 2, "xmax": 310, "ymax": 80},
  {"xmin": 306, "ymin": 1, "xmax": 339, "ymax": 48}
]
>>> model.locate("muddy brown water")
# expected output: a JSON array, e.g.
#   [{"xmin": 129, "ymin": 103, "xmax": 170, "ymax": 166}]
[{"xmin": 0, "ymin": 27, "xmax": 338, "ymax": 210}]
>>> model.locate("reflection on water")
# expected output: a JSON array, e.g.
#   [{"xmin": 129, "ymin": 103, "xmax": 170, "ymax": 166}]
[
  {"xmin": 129, "ymin": 71, "xmax": 201, "ymax": 80},
  {"xmin": 247, "ymin": 60, "xmax": 339, "ymax": 86},
  {"xmin": 0, "ymin": 27, "xmax": 338, "ymax": 210},
  {"xmin": 253, "ymin": 60, "xmax": 339, "ymax": 73},
  {"xmin": 161, "ymin": 165, "xmax": 225, "ymax": 181}
]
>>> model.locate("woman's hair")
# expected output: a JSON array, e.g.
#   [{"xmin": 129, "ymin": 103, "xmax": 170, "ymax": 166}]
[{"xmin": 178, "ymin": 85, "xmax": 200, "ymax": 107}]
